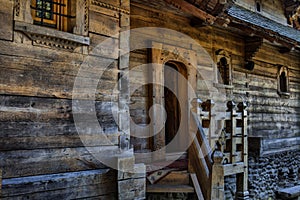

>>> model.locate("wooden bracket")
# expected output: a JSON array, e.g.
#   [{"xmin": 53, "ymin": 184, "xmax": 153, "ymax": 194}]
[
  {"xmin": 164, "ymin": 0, "xmax": 216, "ymax": 24},
  {"xmin": 245, "ymin": 36, "xmax": 263, "ymax": 62}
]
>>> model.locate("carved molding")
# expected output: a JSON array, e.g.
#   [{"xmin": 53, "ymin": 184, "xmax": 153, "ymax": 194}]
[
  {"xmin": 158, "ymin": 45, "xmax": 194, "ymax": 67},
  {"xmin": 32, "ymin": 34, "xmax": 80, "ymax": 51},
  {"xmin": 84, "ymin": 0, "xmax": 89, "ymax": 33},
  {"xmin": 91, "ymin": 0, "xmax": 130, "ymax": 14},
  {"xmin": 15, "ymin": 0, "xmax": 20, "ymax": 17},
  {"xmin": 15, "ymin": 21, "xmax": 90, "ymax": 51}
]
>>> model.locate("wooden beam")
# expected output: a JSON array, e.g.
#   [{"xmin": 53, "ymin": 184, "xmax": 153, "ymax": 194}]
[{"xmin": 164, "ymin": 0, "xmax": 216, "ymax": 24}]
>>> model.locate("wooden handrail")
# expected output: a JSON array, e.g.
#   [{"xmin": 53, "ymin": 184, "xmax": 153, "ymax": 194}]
[
  {"xmin": 191, "ymin": 111, "xmax": 213, "ymax": 167},
  {"xmin": 189, "ymin": 110, "xmax": 214, "ymax": 200}
]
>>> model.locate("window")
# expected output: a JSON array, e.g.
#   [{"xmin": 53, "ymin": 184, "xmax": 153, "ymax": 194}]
[
  {"xmin": 217, "ymin": 57, "xmax": 230, "ymax": 85},
  {"xmin": 215, "ymin": 49, "xmax": 232, "ymax": 86},
  {"xmin": 277, "ymin": 66, "xmax": 290, "ymax": 97},
  {"xmin": 256, "ymin": 2, "xmax": 261, "ymax": 12},
  {"xmin": 31, "ymin": 0, "xmax": 74, "ymax": 32}
]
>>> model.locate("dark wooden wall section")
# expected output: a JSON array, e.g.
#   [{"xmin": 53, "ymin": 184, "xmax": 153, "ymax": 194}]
[{"xmin": 0, "ymin": 0, "xmax": 128, "ymax": 199}]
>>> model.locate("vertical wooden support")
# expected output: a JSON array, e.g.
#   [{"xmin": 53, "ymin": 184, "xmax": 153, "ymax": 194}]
[
  {"xmin": 236, "ymin": 102, "xmax": 249, "ymax": 199},
  {"xmin": 211, "ymin": 151, "xmax": 225, "ymax": 200},
  {"xmin": 188, "ymin": 98, "xmax": 202, "ymax": 173},
  {"xmin": 150, "ymin": 43, "xmax": 165, "ymax": 161},
  {"xmin": 227, "ymin": 101, "xmax": 237, "ymax": 163},
  {"xmin": 201, "ymin": 99, "xmax": 214, "ymax": 143},
  {"xmin": 118, "ymin": 0, "xmax": 131, "ymax": 151},
  {"xmin": 0, "ymin": 0, "xmax": 14, "ymax": 41},
  {"xmin": 0, "ymin": 169, "xmax": 2, "ymax": 198},
  {"xmin": 74, "ymin": 0, "xmax": 89, "ymax": 36}
]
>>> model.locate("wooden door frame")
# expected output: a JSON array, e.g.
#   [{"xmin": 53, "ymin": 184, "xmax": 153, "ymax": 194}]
[{"xmin": 149, "ymin": 42, "xmax": 197, "ymax": 161}]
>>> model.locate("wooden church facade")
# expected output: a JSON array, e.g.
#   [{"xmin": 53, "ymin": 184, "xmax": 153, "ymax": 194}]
[{"xmin": 0, "ymin": 0, "xmax": 299, "ymax": 199}]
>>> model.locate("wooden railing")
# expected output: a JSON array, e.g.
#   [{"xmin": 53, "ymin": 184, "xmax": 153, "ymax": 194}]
[
  {"xmin": 189, "ymin": 99, "xmax": 213, "ymax": 200},
  {"xmin": 189, "ymin": 99, "xmax": 249, "ymax": 200}
]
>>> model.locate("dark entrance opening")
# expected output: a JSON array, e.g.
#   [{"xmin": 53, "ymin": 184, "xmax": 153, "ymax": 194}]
[{"xmin": 164, "ymin": 62, "xmax": 188, "ymax": 152}]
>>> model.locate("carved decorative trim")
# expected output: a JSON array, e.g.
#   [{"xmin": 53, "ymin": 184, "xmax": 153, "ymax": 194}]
[
  {"xmin": 91, "ymin": 0, "xmax": 130, "ymax": 14},
  {"xmin": 84, "ymin": 0, "xmax": 89, "ymax": 33},
  {"xmin": 32, "ymin": 34, "xmax": 80, "ymax": 51},
  {"xmin": 15, "ymin": 21, "xmax": 90, "ymax": 51},
  {"xmin": 159, "ymin": 45, "xmax": 192, "ymax": 67},
  {"xmin": 15, "ymin": 0, "xmax": 20, "ymax": 16}
]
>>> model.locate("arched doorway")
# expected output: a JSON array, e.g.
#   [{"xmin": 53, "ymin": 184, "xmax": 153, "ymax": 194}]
[{"xmin": 164, "ymin": 61, "xmax": 188, "ymax": 153}]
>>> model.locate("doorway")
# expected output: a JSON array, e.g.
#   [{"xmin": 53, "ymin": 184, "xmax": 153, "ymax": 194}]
[{"xmin": 164, "ymin": 62, "xmax": 188, "ymax": 152}]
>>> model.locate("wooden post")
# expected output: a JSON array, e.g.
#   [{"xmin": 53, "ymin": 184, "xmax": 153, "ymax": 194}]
[
  {"xmin": 236, "ymin": 102, "xmax": 249, "ymax": 200},
  {"xmin": 201, "ymin": 99, "xmax": 214, "ymax": 144},
  {"xmin": 211, "ymin": 151, "xmax": 225, "ymax": 200},
  {"xmin": 227, "ymin": 101, "xmax": 237, "ymax": 164},
  {"xmin": 150, "ymin": 43, "xmax": 165, "ymax": 161},
  {"xmin": 0, "ymin": 169, "xmax": 2, "ymax": 198}
]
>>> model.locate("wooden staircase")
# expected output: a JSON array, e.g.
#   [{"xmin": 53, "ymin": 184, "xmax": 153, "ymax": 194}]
[
  {"xmin": 145, "ymin": 99, "xmax": 249, "ymax": 200},
  {"xmin": 188, "ymin": 99, "xmax": 249, "ymax": 200},
  {"xmin": 146, "ymin": 170, "xmax": 204, "ymax": 200}
]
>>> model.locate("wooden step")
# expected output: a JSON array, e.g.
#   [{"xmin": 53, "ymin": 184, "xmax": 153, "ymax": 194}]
[
  {"xmin": 156, "ymin": 171, "xmax": 190, "ymax": 185},
  {"xmin": 147, "ymin": 184, "xmax": 195, "ymax": 193}
]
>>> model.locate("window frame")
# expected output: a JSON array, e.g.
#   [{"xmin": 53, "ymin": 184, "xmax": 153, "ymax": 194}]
[
  {"xmin": 14, "ymin": 0, "xmax": 89, "ymax": 50},
  {"xmin": 277, "ymin": 66, "xmax": 290, "ymax": 97},
  {"xmin": 214, "ymin": 49, "xmax": 233, "ymax": 88},
  {"xmin": 31, "ymin": 0, "xmax": 70, "ymax": 32}
]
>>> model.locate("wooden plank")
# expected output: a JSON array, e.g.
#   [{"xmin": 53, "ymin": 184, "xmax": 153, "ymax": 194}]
[
  {"xmin": 2, "ymin": 169, "xmax": 117, "ymax": 199},
  {"xmin": 0, "ymin": 0, "xmax": 13, "ymax": 41},
  {"xmin": 276, "ymin": 185, "xmax": 300, "ymax": 199},
  {"xmin": 147, "ymin": 169, "xmax": 172, "ymax": 184},
  {"xmin": 146, "ymin": 184, "xmax": 194, "ymax": 193},
  {"xmin": 0, "ymin": 41, "xmax": 119, "ymax": 100},
  {"xmin": 118, "ymin": 178, "xmax": 145, "ymax": 200},
  {"xmin": 223, "ymin": 162, "xmax": 246, "ymax": 176},
  {"xmin": 89, "ymin": 33, "xmax": 119, "ymax": 59},
  {"xmin": 89, "ymin": 10, "xmax": 120, "ymax": 37},
  {"xmin": 164, "ymin": 0, "xmax": 216, "ymax": 24},
  {"xmin": 0, "ymin": 146, "xmax": 120, "ymax": 178},
  {"xmin": 156, "ymin": 171, "xmax": 189, "ymax": 185},
  {"xmin": 190, "ymin": 173, "xmax": 205, "ymax": 200}
]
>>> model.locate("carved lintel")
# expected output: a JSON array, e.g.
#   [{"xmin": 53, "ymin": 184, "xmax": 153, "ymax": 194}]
[{"xmin": 91, "ymin": 0, "xmax": 130, "ymax": 14}]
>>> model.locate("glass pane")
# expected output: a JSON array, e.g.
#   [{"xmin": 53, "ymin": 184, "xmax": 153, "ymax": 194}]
[{"xmin": 35, "ymin": 0, "xmax": 53, "ymax": 19}]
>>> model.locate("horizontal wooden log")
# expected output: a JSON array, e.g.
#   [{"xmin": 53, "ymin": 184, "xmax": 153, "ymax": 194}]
[
  {"xmin": 89, "ymin": 10, "xmax": 120, "ymax": 37},
  {"xmin": 89, "ymin": 33, "xmax": 119, "ymax": 59},
  {"xmin": 0, "ymin": 146, "xmax": 121, "ymax": 178},
  {"xmin": 0, "ymin": 41, "xmax": 119, "ymax": 100},
  {"xmin": 2, "ymin": 169, "xmax": 117, "ymax": 199}
]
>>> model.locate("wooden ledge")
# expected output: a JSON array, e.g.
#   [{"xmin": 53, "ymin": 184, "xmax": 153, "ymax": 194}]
[
  {"xmin": 213, "ymin": 83, "xmax": 234, "ymax": 89},
  {"xmin": 147, "ymin": 184, "xmax": 194, "ymax": 193},
  {"xmin": 14, "ymin": 21, "xmax": 90, "ymax": 46},
  {"xmin": 276, "ymin": 185, "xmax": 300, "ymax": 199}
]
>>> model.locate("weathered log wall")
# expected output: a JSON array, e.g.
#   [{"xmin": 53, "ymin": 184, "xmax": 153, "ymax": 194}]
[
  {"xmin": 129, "ymin": 1, "xmax": 300, "ymax": 154},
  {"xmin": 0, "ymin": 0, "xmax": 131, "ymax": 198},
  {"xmin": 129, "ymin": 4, "xmax": 300, "ymax": 198}
]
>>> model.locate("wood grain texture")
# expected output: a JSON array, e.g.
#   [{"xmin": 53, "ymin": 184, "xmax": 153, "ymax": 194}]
[
  {"xmin": 1, "ymin": 169, "xmax": 117, "ymax": 199},
  {"xmin": 0, "ymin": 0, "xmax": 13, "ymax": 41}
]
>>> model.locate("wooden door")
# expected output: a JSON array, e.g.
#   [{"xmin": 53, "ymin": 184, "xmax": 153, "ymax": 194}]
[{"xmin": 164, "ymin": 62, "xmax": 188, "ymax": 153}]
